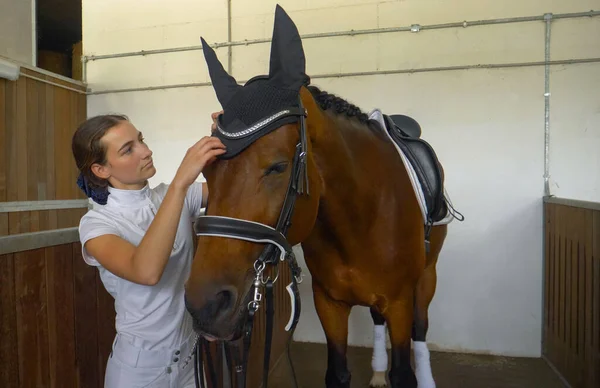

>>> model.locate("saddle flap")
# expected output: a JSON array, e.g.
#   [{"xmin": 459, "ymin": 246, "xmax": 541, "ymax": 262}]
[{"xmin": 377, "ymin": 111, "xmax": 448, "ymax": 223}]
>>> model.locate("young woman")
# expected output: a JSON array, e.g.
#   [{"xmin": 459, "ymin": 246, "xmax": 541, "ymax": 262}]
[{"xmin": 72, "ymin": 112, "xmax": 224, "ymax": 388}]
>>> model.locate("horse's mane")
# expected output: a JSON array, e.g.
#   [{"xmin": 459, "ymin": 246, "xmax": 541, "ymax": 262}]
[{"xmin": 307, "ymin": 85, "xmax": 370, "ymax": 124}]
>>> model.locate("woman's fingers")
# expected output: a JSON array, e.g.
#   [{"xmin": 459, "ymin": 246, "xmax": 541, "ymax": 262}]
[
  {"xmin": 190, "ymin": 136, "xmax": 225, "ymax": 153},
  {"xmin": 196, "ymin": 140, "xmax": 226, "ymax": 159}
]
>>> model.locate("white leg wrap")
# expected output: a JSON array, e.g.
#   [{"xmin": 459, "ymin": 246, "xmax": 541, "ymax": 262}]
[
  {"xmin": 413, "ymin": 341, "xmax": 435, "ymax": 388},
  {"xmin": 371, "ymin": 324, "xmax": 388, "ymax": 372}
]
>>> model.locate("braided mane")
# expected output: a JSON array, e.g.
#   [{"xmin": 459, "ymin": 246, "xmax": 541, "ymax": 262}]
[{"xmin": 307, "ymin": 85, "xmax": 370, "ymax": 124}]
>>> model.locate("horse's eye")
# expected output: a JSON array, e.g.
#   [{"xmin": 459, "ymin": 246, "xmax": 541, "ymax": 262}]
[{"xmin": 265, "ymin": 162, "xmax": 288, "ymax": 176}]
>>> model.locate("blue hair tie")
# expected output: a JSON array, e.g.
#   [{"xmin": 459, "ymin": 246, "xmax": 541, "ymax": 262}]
[{"xmin": 77, "ymin": 173, "xmax": 109, "ymax": 205}]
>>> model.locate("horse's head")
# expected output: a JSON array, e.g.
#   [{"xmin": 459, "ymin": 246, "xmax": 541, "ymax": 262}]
[{"xmin": 184, "ymin": 5, "xmax": 324, "ymax": 341}]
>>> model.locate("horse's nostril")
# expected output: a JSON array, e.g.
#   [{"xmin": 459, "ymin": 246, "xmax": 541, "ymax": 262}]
[
  {"xmin": 216, "ymin": 289, "xmax": 233, "ymax": 312},
  {"xmin": 186, "ymin": 285, "xmax": 238, "ymax": 329}
]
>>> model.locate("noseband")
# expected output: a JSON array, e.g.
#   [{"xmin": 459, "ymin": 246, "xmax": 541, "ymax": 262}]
[{"xmin": 192, "ymin": 97, "xmax": 309, "ymax": 388}]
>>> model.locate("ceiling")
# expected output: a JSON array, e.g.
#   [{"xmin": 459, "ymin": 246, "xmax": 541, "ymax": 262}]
[{"xmin": 36, "ymin": 0, "xmax": 81, "ymax": 52}]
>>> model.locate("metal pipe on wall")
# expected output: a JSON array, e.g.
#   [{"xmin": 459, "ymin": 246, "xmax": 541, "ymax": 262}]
[
  {"xmin": 81, "ymin": 8, "xmax": 600, "ymax": 199},
  {"xmin": 544, "ymin": 13, "xmax": 553, "ymax": 197},
  {"xmin": 81, "ymin": 10, "xmax": 599, "ymax": 63},
  {"xmin": 227, "ymin": 0, "xmax": 233, "ymax": 74},
  {"xmin": 87, "ymin": 57, "xmax": 600, "ymax": 95}
]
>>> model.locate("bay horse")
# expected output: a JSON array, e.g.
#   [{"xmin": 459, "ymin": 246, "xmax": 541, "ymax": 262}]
[{"xmin": 184, "ymin": 5, "xmax": 461, "ymax": 388}]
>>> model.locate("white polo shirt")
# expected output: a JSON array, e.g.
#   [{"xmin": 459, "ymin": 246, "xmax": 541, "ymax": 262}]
[{"xmin": 78, "ymin": 182, "xmax": 203, "ymax": 351}]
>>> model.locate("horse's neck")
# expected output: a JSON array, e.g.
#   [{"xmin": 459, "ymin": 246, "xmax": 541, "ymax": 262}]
[{"xmin": 311, "ymin": 113, "xmax": 400, "ymax": 234}]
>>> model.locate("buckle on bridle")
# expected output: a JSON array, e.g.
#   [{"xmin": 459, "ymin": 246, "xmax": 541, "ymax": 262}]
[{"xmin": 248, "ymin": 277, "xmax": 263, "ymax": 312}]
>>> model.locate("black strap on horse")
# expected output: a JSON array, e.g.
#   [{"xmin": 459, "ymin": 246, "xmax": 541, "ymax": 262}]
[
  {"xmin": 263, "ymin": 279, "xmax": 275, "ymax": 387},
  {"xmin": 194, "ymin": 338, "xmax": 205, "ymax": 388}
]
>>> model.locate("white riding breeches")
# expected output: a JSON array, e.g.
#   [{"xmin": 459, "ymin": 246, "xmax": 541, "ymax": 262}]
[{"xmin": 104, "ymin": 333, "xmax": 204, "ymax": 388}]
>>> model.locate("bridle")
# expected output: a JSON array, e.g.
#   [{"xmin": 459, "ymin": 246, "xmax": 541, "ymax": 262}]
[{"xmin": 191, "ymin": 96, "xmax": 310, "ymax": 388}]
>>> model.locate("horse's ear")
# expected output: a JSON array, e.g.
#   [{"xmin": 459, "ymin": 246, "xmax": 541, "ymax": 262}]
[
  {"xmin": 268, "ymin": 5, "xmax": 309, "ymax": 91},
  {"xmin": 201, "ymin": 37, "xmax": 241, "ymax": 106}
]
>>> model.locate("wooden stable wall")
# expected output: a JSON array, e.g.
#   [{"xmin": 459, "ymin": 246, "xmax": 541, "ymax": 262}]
[
  {"xmin": 0, "ymin": 242, "xmax": 116, "ymax": 388},
  {"xmin": 1, "ymin": 67, "xmax": 117, "ymax": 388},
  {"xmin": 0, "ymin": 67, "xmax": 88, "ymax": 237},
  {"xmin": 543, "ymin": 197, "xmax": 600, "ymax": 388},
  {"xmin": 1, "ymin": 65, "xmax": 293, "ymax": 388}
]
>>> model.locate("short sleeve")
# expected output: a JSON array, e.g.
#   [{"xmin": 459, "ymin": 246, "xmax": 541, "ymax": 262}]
[
  {"xmin": 185, "ymin": 181, "xmax": 204, "ymax": 219},
  {"xmin": 78, "ymin": 211, "xmax": 120, "ymax": 267}
]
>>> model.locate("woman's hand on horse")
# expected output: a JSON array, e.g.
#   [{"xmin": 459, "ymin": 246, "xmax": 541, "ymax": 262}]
[{"xmin": 173, "ymin": 136, "xmax": 226, "ymax": 189}]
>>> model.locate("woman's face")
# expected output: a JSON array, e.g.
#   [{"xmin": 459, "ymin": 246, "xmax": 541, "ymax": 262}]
[{"xmin": 92, "ymin": 120, "xmax": 156, "ymax": 189}]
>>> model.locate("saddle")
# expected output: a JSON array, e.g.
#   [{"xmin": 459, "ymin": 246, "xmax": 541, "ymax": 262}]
[{"xmin": 381, "ymin": 114, "xmax": 448, "ymax": 225}]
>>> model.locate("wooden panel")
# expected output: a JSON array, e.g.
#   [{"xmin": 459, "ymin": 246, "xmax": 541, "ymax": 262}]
[
  {"xmin": 585, "ymin": 210, "xmax": 596, "ymax": 387},
  {"xmin": 12, "ymin": 76, "xmax": 30, "ymax": 236},
  {"xmin": 0, "ymin": 79, "xmax": 5, "ymax": 201},
  {"xmin": 0, "ymin": 253, "xmax": 19, "ymax": 387},
  {"xmin": 46, "ymin": 244, "xmax": 77, "ymax": 388},
  {"xmin": 69, "ymin": 92, "xmax": 79, "ymax": 201},
  {"xmin": 36, "ymin": 78, "xmax": 48, "ymax": 232},
  {"xmin": 54, "ymin": 86, "xmax": 71, "ymax": 203},
  {"xmin": 26, "ymin": 78, "xmax": 40, "ymax": 232},
  {"xmin": 16, "ymin": 75, "xmax": 27, "ymax": 202},
  {"xmin": 72, "ymin": 242, "xmax": 100, "ymax": 388},
  {"xmin": 3, "ymin": 208, "xmax": 85, "ymax": 236},
  {"xmin": 0, "ymin": 69, "xmax": 93, "ymax": 388},
  {"xmin": 5, "ymin": 79, "xmax": 18, "ymax": 236},
  {"xmin": 1, "ymin": 68, "xmax": 87, "ymax": 235},
  {"xmin": 14, "ymin": 248, "xmax": 50, "ymax": 388},
  {"xmin": 1, "ymin": 242, "xmax": 118, "ymax": 388},
  {"xmin": 543, "ymin": 201, "xmax": 600, "ymax": 388},
  {"xmin": 45, "ymin": 75, "xmax": 57, "ymax": 230},
  {"xmin": 0, "ymin": 80, "xmax": 6, "ymax": 236}
]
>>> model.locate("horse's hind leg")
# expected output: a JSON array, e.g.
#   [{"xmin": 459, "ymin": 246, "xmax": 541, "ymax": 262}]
[
  {"xmin": 412, "ymin": 224, "xmax": 447, "ymax": 388},
  {"xmin": 369, "ymin": 307, "xmax": 388, "ymax": 387},
  {"xmin": 313, "ymin": 282, "xmax": 352, "ymax": 388}
]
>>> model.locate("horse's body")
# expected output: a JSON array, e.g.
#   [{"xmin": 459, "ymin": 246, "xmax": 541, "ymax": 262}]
[
  {"xmin": 295, "ymin": 86, "xmax": 448, "ymax": 387},
  {"xmin": 184, "ymin": 6, "xmax": 454, "ymax": 388}
]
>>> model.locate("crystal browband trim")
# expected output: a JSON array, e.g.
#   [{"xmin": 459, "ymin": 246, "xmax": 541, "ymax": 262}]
[{"xmin": 217, "ymin": 109, "xmax": 291, "ymax": 139}]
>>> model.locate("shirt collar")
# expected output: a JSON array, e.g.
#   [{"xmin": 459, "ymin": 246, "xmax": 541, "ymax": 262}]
[{"xmin": 106, "ymin": 183, "xmax": 152, "ymax": 207}]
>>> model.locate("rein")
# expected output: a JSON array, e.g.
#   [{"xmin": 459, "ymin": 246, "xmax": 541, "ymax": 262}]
[{"xmin": 192, "ymin": 98, "xmax": 309, "ymax": 387}]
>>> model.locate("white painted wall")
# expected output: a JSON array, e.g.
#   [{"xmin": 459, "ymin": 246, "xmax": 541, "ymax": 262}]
[
  {"xmin": 83, "ymin": 0, "xmax": 600, "ymax": 357},
  {"xmin": 0, "ymin": 0, "xmax": 34, "ymax": 64}
]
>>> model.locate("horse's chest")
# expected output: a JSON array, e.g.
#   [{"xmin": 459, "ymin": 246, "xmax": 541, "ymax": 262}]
[{"xmin": 311, "ymin": 263, "xmax": 373, "ymax": 304}]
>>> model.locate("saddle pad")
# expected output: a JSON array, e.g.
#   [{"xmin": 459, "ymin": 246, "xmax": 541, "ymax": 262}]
[{"xmin": 368, "ymin": 109, "xmax": 454, "ymax": 227}]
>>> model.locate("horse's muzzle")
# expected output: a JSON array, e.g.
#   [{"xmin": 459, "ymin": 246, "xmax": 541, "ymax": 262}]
[{"xmin": 184, "ymin": 284, "xmax": 240, "ymax": 339}]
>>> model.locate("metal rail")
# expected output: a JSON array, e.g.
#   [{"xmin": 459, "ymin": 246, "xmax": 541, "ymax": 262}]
[
  {"xmin": 81, "ymin": 10, "xmax": 599, "ymax": 62},
  {"xmin": 0, "ymin": 199, "xmax": 90, "ymax": 213},
  {"xmin": 543, "ymin": 196, "xmax": 600, "ymax": 212},
  {"xmin": 19, "ymin": 72, "xmax": 88, "ymax": 94},
  {"xmin": 87, "ymin": 57, "xmax": 600, "ymax": 95},
  {"xmin": 0, "ymin": 227, "xmax": 80, "ymax": 255}
]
